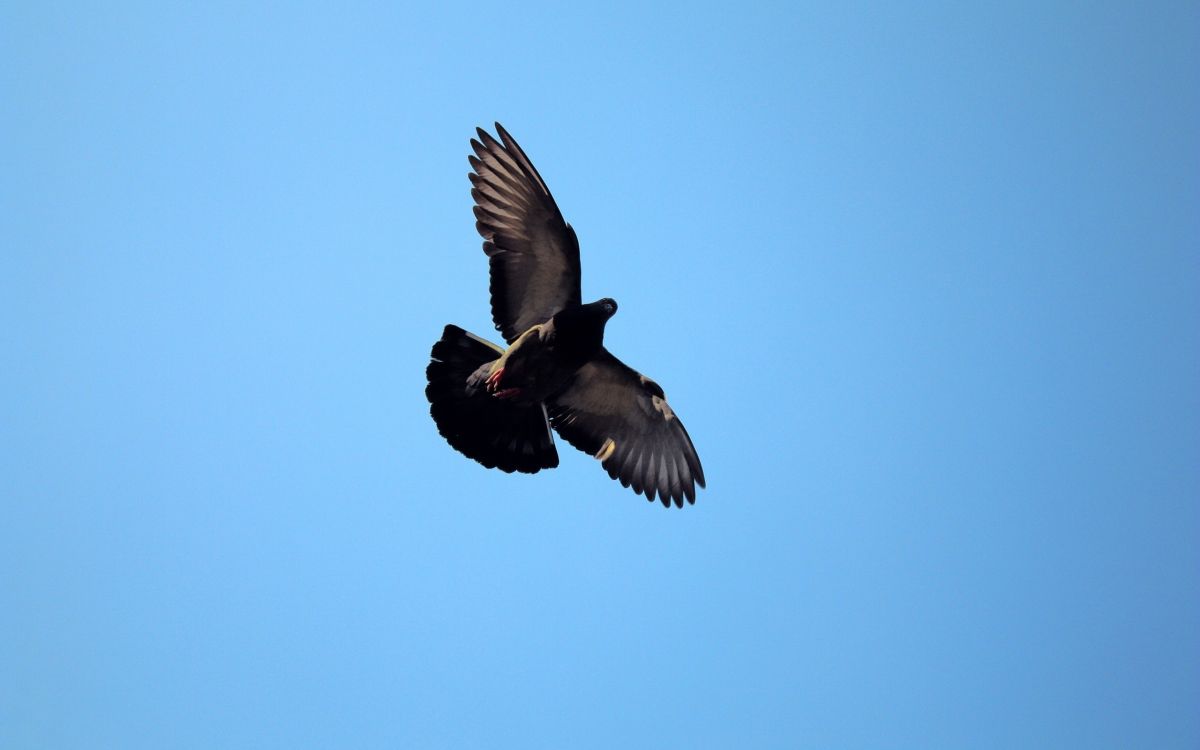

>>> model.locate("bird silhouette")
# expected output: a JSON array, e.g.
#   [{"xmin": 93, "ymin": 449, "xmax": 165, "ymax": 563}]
[{"xmin": 425, "ymin": 124, "xmax": 705, "ymax": 507}]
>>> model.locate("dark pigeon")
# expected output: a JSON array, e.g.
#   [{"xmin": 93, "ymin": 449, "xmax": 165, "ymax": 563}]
[{"xmin": 425, "ymin": 124, "xmax": 705, "ymax": 507}]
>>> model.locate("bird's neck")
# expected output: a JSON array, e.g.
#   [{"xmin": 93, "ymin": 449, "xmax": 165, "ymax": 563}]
[{"xmin": 548, "ymin": 308, "xmax": 605, "ymax": 365}]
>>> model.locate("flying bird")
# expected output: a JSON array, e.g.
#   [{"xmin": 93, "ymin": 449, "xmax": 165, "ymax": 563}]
[{"xmin": 425, "ymin": 124, "xmax": 705, "ymax": 507}]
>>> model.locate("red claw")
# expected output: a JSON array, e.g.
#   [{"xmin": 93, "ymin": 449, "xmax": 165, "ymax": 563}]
[
  {"xmin": 485, "ymin": 367, "xmax": 504, "ymax": 392},
  {"xmin": 493, "ymin": 388, "xmax": 522, "ymax": 400}
]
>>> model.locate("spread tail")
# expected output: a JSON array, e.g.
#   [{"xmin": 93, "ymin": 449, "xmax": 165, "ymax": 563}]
[{"xmin": 425, "ymin": 324, "xmax": 559, "ymax": 474}]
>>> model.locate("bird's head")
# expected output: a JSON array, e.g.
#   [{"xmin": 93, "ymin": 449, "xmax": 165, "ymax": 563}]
[
  {"xmin": 551, "ymin": 298, "xmax": 619, "ymax": 355},
  {"xmin": 591, "ymin": 297, "xmax": 618, "ymax": 319}
]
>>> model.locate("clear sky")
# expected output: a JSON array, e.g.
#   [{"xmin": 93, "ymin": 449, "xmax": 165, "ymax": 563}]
[{"xmin": 3, "ymin": 2, "xmax": 1198, "ymax": 748}]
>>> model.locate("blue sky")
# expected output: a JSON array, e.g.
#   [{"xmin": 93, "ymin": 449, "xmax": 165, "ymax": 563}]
[{"xmin": 2, "ymin": 1, "xmax": 1197, "ymax": 747}]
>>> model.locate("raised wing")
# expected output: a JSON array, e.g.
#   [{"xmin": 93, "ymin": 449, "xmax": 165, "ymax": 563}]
[
  {"xmin": 547, "ymin": 349, "xmax": 705, "ymax": 507},
  {"xmin": 470, "ymin": 124, "xmax": 582, "ymax": 343}
]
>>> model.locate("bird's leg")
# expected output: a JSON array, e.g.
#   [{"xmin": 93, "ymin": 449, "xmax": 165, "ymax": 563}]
[{"xmin": 484, "ymin": 324, "xmax": 542, "ymax": 398}]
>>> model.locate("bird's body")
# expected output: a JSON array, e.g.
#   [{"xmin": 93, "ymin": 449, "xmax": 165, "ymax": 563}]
[
  {"xmin": 468, "ymin": 299, "xmax": 617, "ymax": 405},
  {"xmin": 426, "ymin": 124, "xmax": 705, "ymax": 507}
]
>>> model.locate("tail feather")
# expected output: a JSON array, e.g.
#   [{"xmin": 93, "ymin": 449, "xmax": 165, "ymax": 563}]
[{"xmin": 425, "ymin": 324, "xmax": 558, "ymax": 474}]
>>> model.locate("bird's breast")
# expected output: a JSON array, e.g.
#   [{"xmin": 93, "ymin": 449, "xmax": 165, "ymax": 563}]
[{"xmin": 500, "ymin": 336, "xmax": 585, "ymax": 404}]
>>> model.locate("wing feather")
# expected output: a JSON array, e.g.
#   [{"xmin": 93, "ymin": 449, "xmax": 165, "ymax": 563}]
[
  {"xmin": 469, "ymin": 124, "xmax": 581, "ymax": 342},
  {"xmin": 547, "ymin": 349, "xmax": 705, "ymax": 507}
]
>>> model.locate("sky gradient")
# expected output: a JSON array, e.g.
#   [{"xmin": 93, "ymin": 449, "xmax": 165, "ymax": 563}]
[{"xmin": 3, "ymin": 2, "xmax": 1198, "ymax": 747}]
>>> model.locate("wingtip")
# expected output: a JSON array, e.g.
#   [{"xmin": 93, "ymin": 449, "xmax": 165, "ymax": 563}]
[
  {"xmin": 494, "ymin": 122, "xmax": 521, "ymax": 153},
  {"xmin": 476, "ymin": 127, "xmax": 501, "ymax": 150}
]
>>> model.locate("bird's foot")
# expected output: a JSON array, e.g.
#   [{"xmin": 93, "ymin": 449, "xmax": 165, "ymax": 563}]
[
  {"xmin": 485, "ymin": 367, "xmax": 505, "ymax": 393},
  {"xmin": 493, "ymin": 387, "xmax": 522, "ymax": 400}
]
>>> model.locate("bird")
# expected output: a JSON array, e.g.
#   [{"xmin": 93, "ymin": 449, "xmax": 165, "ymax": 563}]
[{"xmin": 425, "ymin": 124, "xmax": 705, "ymax": 507}]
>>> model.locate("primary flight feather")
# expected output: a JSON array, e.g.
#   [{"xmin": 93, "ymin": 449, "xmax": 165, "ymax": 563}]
[{"xmin": 425, "ymin": 124, "xmax": 705, "ymax": 507}]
